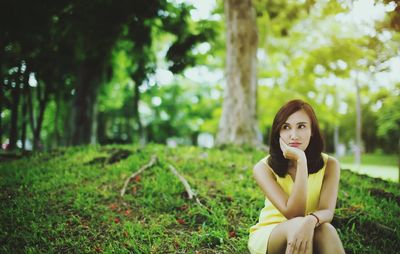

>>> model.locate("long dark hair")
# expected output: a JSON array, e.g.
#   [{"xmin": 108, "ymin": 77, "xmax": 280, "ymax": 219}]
[{"xmin": 268, "ymin": 99, "xmax": 324, "ymax": 177}]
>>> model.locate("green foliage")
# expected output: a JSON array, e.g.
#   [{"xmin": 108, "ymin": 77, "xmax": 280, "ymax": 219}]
[
  {"xmin": 142, "ymin": 82, "xmax": 222, "ymax": 143},
  {"xmin": 99, "ymin": 40, "xmax": 135, "ymax": 112},
  {"xmin": 0, "ymin": 0, "xmax": 218, "ymax": 147},
  {"xmin": 1, "ymin": 145, "xmax": 399, "ymax": 253}
]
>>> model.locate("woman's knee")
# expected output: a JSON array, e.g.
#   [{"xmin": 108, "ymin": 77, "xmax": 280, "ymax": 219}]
[
  {"xmin": 314, "ymin": 223, "xmax": 338, "ymax": 241},
  {"xmin": 313, "ymin": 223, "xmax": 345, "ymax": 253}
]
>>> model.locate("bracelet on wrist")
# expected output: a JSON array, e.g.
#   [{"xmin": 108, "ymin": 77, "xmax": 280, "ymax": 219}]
[{"xmin": 307, "ymin": 212, "xmax": 320, "ymax": 227}]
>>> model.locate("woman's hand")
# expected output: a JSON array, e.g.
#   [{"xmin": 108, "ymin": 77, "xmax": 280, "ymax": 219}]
[
  {"xmin": 285, "ymin": 216, "xmax": 317, "ymax": 254},
  {"xmin": 279, "ymin": 137, "xmax": 306, "ymax": 162}
]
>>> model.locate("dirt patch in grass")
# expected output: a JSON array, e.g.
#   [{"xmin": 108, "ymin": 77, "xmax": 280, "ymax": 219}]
[
  {"xmin": 0, "ymin": 150, "xmax": 34, "ymax": 162},
  {"xmin": 368, "ymin": 188, "xmax": 400, "ymax": 206},
  {"xmin": 85, "ymin": 156, "xmax": 108, "ymax": 166},
  {"xmin": 107, "ymin": 149, "xmax": 132, "ymax": 164},
  {"xmin": 86, "ymin": 149, "xmax": 132, "ymax": 165},
  {"xmin": 333, "ymin": 207, "xmax": 398, "ymax": 251}
]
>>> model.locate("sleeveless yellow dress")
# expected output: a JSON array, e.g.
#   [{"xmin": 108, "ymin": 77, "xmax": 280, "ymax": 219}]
[{"xmin": 248, "ymin": 153, "xmax": 329, "ymax": 254}]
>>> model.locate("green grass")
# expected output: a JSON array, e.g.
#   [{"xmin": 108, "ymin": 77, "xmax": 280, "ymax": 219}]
[{"xmin": 1, "ymin": 144, "xmax": 399, "ymax": 253}]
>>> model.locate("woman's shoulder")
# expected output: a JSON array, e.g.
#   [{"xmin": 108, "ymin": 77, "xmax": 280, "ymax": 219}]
[
  {"xmin": 324, "ymin": 154, "xmax": 339, "ymax": 166},
  {"xmin": 254, "ymin": 155, "xmax": 269, "ymax": 170},
  {"xmin": 259, "ymin": 155, "xmax": 270, "ymax": 165},
  {"xmin": 254, "ymin": 155, "xmax": 278, "ymax": 178},
  {"xmin": 320, "ymin": 153, "xmax": 338, "ymax": 164},
  {"xmin": 324, "ymin": 154, "xmax": 340, "ymax": 175}
]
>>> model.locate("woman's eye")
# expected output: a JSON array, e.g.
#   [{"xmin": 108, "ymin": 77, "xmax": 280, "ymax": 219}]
[
  {"xmin": 299, "ymin": 124, "xmax": 306, "ymax": 129},
  {"xmin": 282, "ymin": 125, "xmax": 290, "ymax": 130}
]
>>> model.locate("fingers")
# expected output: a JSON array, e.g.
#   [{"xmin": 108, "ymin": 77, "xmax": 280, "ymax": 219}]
[
  {"xmin": 285, "ymin": 238, "xmax": 297, "ymax": 254},
  {"xmin": 286, "ymin": 239, "xmax": 308, "ymax": 254},
  {"xmin": 279, "ymin": 137, "xmax": 287, "ymax": 149},
  {"xmin": 280, "ymin": 137, "xmax": 293, "ymax": 160},
  {"xmin": 294, "ymin": 240, "xmax": 303, "ymax": 254},
  {"xmin": 305, "ymin": 240, "xmax": 312, "ymax": 254},
  {"xmin": 279, "ymin": 137, "xmax": 304, "ymax": 161},
  {"xmin": 279, "ymin": 137, "xmax": 288, "ymax": 157},
  {"xmin": 285, "ymin": 240, "xmax": 294, "ymax": 254},
  {"xmin": 299, "ymin": 240, "xmax": 307, "ymax": 254}
]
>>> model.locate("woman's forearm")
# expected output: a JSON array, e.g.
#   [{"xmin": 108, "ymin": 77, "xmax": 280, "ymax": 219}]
[{"xmin": 286, "ymin": 157, "xmax": 308, "ymax": 217}]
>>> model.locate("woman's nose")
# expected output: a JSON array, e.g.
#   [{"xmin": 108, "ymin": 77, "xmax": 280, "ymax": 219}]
[{"xmin": 290, "ymin": 129, "xmax": 298, "ymax": 139}]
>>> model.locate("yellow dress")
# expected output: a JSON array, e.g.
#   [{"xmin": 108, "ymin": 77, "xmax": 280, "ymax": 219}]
[{"xmin": 248, "ymin": 153, "xmax": 329, "ymax": 254}]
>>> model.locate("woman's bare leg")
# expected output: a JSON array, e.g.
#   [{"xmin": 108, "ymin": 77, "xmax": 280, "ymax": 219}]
[{"xmin": 313, "ymin": 223, "xmax": 345, "ymax": 254}]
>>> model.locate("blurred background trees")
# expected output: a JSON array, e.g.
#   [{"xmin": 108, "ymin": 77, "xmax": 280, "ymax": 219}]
[
  {"xmin": 1, "ymin": 0, "xmax": 216, "ymax": 149},
  {"xmin": 1, "ymin": 0, "xmax": 399, "ymax": 174}
]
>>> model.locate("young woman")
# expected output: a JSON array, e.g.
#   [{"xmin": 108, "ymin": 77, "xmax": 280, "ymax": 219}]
[{"xmin": 248, "ymin": 99, "xmax": 345, "ymax": 254}]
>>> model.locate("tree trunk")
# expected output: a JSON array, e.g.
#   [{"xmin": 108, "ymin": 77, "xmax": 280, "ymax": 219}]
[
  {"xmin": 26, "ymin": 77, "xmax": 49, "ymax": 151},
  {"xmin": 133, "ymin": 82, "xmax": 146, "ymax": 145},
  {"xmin": 355, "ymin": 74, "xmax": 362, "ymax": 169},
  {"xmin": 65, "ymin": 99, "xmax": 74, "ymax": 146},
  {"xmin": 27, "ymin": 81, "xmax": 36, "ymax": 141},
  {"xmin": 0, "ymin": 80, "xmax": 3, "ymax": 144},
  {"xmin": 72, "ymin": 59, "xmax": 101, "ymax": 145},
  {"xmin": 54, "ymin": 88, "xmax": 60, "ymax": 147},
  {"xmin": 0, "ymin": 47, "xmax": 3, "ymax": 145},
  {"xmin": 9, "ymin": 74, "xmax": 20, "ymax": 150},
  {"xmin": 33, "ymin": 93, "xmax": 48, "ymax": 150},
  {"xmin": 334, "ymin": 87, "xmax": 340, "ymax": 158},
  {"xmin": 97, "ymin": 111, "xmax": 107, "ymax": 144},
  {"xmin": 216, "ymin": 0, "xmax": 260, "ymax": 147},
  {"xmin": 90, "ymin": 99, "xmax": 98, "ymax": 145},
  {"xmin": 21, "ymin": 83, "xmax": 28, "ymax": 150},
  {"xmin": 334, "ymin": 126, "xmax": 339, "ymax": 157}
]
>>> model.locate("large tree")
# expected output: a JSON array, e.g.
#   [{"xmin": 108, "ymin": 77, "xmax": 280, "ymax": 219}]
[
  {"xmin": 0, "ymin": 0, "xmax": 210, "ymax": 148},
  {"xmin": 216, "ymin": 0, "xmax": 260, "ymax": 147}
]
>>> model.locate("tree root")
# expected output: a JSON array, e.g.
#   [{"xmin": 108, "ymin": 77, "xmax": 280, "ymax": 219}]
[
  {"xmin": 120, "ymin": 155, "xmax": 209, "ymax": 211},
  {"xmin": 167, "ymin": 164, "xmax": 206, "ymax": 208},
  {"xmin": 120, "ymin": 155, "xmax": 158, "ymax": 197}
]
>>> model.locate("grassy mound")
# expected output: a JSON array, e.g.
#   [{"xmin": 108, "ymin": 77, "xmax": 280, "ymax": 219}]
[{"xmin": 1, "ymin": 144, "xmax": 399, "ymax": 253}]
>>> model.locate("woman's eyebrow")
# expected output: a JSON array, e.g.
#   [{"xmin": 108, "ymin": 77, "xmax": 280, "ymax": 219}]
[{"xmin": 296, "ymin": 122, "xmax": 308, "ymax": 125}]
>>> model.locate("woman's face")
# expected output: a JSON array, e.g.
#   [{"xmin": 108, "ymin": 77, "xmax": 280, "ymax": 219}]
[{"xmin": 279, "ymin": 109, "xmax": 312, "ymax": 151}]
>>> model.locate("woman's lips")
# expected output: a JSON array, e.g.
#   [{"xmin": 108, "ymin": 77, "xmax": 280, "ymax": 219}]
[{"xmin": 289, "ymin": 143, "xmax": 301, "ymax": 147}]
